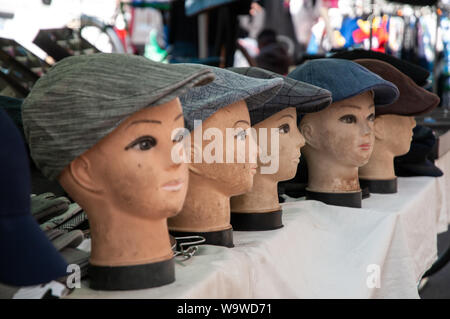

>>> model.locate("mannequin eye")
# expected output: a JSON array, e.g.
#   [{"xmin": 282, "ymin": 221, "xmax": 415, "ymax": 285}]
[
  {"xmin": 278, "ymin": 123, "xmax": 290, "ymax": 134},
  {"xmin": 235, "ymin": 129, "xmax": 248, "ymax": 141},
  {"xmin": 172, "ymin": 131, "xmax": 185, "ymax": 143},
  {"xmin": 367, "ymin": 113, "xmax": 375, "ymax": 122},
  {"xmin": 339, "ymin": 115, "xmax": 357, "ymax": 124},
  {"xmin": 125, "ymin": 136, "xmax": 157, "ymax": 151}
]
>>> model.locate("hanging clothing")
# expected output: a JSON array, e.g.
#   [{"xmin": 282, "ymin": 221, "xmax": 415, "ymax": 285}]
[{"xmin": 289, "ymin": 0, "xmax": 322, "ymax": 48}]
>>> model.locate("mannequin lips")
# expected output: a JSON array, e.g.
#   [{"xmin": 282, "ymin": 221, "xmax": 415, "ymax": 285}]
[
  {"xmin": 161, "ymin": 179, "xmax": 184, "ymax": 192},
  {"xmin": 291, "ymin": 152, "xmax": 301, "ymax": 163},
  {"xmin": 250, "ymin": 164, "xmax": 258, "ymax": 174},
  {"xmin": 359, "ymin": 143, "xmax": 371, "ymax": 151}
]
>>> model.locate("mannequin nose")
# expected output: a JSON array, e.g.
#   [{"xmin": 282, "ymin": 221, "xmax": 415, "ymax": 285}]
[
  {"xmin": 248, "ymin": 129, "xmax": 259, "ymax": 163},
  {"xmin": 296, "ymin": 128, "xmax": 306, "ymax": 148},
  {"xmin": 410, "ymin": 117, "xmax": 417, "ymax": 129},
  {"xmin": 167, "ymin": 143, "xmax": 184, "ymax": 169},
  {"xmin": 360, "ymin": 121, "xmax": 372, "ymax": 136}
]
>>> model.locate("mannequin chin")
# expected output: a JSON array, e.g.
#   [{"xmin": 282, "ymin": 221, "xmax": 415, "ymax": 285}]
[
  {"xmin": 58, "ymin": 97, "xmax": 187, "ymax": 289},
  {"xmin": 300, "ymin": 91, "xmax": 375, "ymax": 194},
  {"xmin": 231, "ymin": 107, "xmax": 305, "ymax": 214},
  {"xmin": 168, "ymin": 100, "xmax": 258, "ymax": 246},
  {"xmin": 359, "ymin": 114, "xmax": 416, "ymax": 180}
]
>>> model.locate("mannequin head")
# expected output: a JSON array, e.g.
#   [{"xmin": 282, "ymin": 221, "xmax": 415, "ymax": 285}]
[
  {"xmin": 256, "ymin": 107, "xmax": 305, "ymax": 181},
  {"xmin": 60, "ymin": 97, "xmax": 188, "ymax": 219},
  {"xmin": 359, "ymin": 114, "xmax": 416, "ymax": 180},
  {"xmin": 59, "ymin": 98, "xmax": 188, "ymax": 267},
  {"xmin": 301, "ymin": 91, "xmax": 375, "ymax": 167},
  {"xmin": 188, "ymin": 99, "xmax": 258, "ymax": 196},
  {"xmin": 374, "ymin": 114, "xmax": 416, "ymax": 156},
  {"xmin": 299, "ymin": 91, "xmax": 375, "ymax": 192},
  {"xmin": 230, "ymin": 107, "xmax": 304, "ymax": 213}
]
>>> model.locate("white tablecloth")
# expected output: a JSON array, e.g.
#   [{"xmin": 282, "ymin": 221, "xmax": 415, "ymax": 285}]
[{"xmin": 69, "ymin": 151, "xmax": 450, "ymax": 299}]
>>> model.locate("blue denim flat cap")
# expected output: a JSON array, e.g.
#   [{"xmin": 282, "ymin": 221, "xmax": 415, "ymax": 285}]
[
  {"xmin": 0, "ymin": 109, "xmax": 68, "ymax": 287},
  {"xmin": 288, "ymin": 58, "xmax": 399, "ymax": 106},
  {"xmin": 228, "ymin": 67, "xmax": 332, "ymax": 125},
  {"xmin": 179, "ymin": 64, "xmax": 284, "ymax": 131}
]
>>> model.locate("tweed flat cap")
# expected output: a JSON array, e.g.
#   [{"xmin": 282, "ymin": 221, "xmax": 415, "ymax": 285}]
[
  {"xmin": 354, "ymin": 59, "xmax": 440, "ymax": 116},
  {"xmin": 179, "ymin": 64, "xmax": 284, "ymax": 131},
  {"xmin": 288, "ymin": 59, "xmax": 399, "ymax": 107},
  {"xmin": 331, "ymin": 49, "xmax": 430, "ymax": 87},
  {"xmin": 228, "ymin": 67, "xmax": 332, "ymax": 125},
  {"xmin": 22, "ymin": 53, "xmax": 215, "ymax": 180}
]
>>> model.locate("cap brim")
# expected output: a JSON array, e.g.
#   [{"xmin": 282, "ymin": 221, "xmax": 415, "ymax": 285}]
[{"xmin": 0, "ymin": 214, "xmax": 68, "ymax": 286}]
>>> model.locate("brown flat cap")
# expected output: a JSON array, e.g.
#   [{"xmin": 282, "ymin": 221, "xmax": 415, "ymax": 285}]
[{"xmin": 354, "ymin": 59, "xmax": 440, "ymax": 116}]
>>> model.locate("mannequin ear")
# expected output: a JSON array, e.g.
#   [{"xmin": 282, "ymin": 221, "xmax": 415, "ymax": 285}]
[
  {"xmin": 373, "ymin": 117, "xmax": 385, "ymax": 140},
  {"xmin": 299, "ymin": 122, "xmax": 318, "ymax": 149},
  {"xmin": 68, "ymin": 155, "xmax": 103, "ymax": 194},
  {"xmin": 189, "ymin": 140, "xmax": 203, "ymax": 164}
]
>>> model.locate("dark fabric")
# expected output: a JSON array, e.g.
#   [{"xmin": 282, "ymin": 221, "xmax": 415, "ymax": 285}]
[
  {"xmin": 256, "ymin": 42, "xmax": 292, "ymax": 75},
  {"xmin": 0, "ymin": 109, "xmax": 67, "ymax": 286},
  {"xmin": 0, "ymin": 95, "xmax": 23, "ymax": 133},
  {"xmin": 394, "ymin": 125, "xmax": 444, "ymax": 177},
  {"xmin": 261, "ymin": 0, "xmax": 303, "ymax": 60},
  {"xmin": 331, "ymin": 49, "xmax": 430, "ymax": 87}
]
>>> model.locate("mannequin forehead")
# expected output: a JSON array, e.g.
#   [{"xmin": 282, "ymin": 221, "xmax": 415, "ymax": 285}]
[
  {"xmin": 302, "ymin": 91, "xmax": 374, "ymax": 123},
  {"xmin": 88, "ymin": 97, "xmax": 183, "ymax": 151},
  {"xmin": 199, "ymin": 100, "xmax": 250, "ymax": 131},
  {"xmin": 254, "ymin": 107, "xmax": 297, "ymax": 129}
]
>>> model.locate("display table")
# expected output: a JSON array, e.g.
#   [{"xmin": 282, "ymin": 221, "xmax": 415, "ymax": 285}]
[{"xmin": 68, "ymin": 151, "xmax": 450, "ymax": 299}]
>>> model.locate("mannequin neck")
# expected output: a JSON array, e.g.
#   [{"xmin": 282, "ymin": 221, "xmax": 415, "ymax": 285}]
[
  {"xmin": 59, "ymin": 172, "xmax": 172, "ymax": 267},
  {"xmin": 231, "ymin": 173, "xmax": 280, "ymax": 213},
  {"xmin": 86, "ymin": 203, "xmax": 172, "ymax": 267},
  {"xmin": 359, "ymin": 141, "xmax": 396, "ymax": 180},
  {"xmin": 168, "ymin": 172, "xmax": 231, "ymax": 232},
  {"xmin": 304, "ymin": 148, "xmax": 360, "ymax": 193}
]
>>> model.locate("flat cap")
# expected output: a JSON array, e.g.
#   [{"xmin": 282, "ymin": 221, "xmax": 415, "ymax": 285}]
[
  {"xmin": 355, "ymin": 59, "xmax": 440, "ymax": 116},
  {"xmin": 228, "ymin": 66, "xmax": 332, "ymax": 124},
  {"xmin": 22, "ymin": 53, "xmax": 215, "ymax": 180},
  {"xmin": 179, "ymin": 64, "xmax": 284, "ymax": 131},
  {"xmin": 288, "ymin": 58, "xmax": 399, "ymax": 106},
  {"xmin": 331, "ymin": 49, "xmax": 430, "ymax": 87}
]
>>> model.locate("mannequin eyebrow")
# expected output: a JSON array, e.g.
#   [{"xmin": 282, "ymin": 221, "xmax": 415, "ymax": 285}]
[
  {"xmin": 126, "ymin": 119, "xmax": 162, "ymax": 129},
  {"xmin": 278, "ymin": 114, "xmax": 294, "ymax": 120},
  {"xmin": 233, "ymin": 120, "xmax": 250, "ymax": 127},
  {"xmin": 174, "ymin": 113, "xmax": 183, "ymax": 121}
]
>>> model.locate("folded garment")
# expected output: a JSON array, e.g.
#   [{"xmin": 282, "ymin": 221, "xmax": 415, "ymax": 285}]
[
  {"xmin": 31, "ymin": 193, "xmax": 70, "ymax": 223},
  {"xmin": 44, "ymin": 229, "xmax": 67, "ymax": 241},
  {"xmin": 60, "ymin": 248, "xmax": 90, "ymax": 278},
  {"xmin": 51, "ymin": 230, "xmax": 84, "ymax": 251},
  {"xmin": 40, "ymin": 203, "xmax": 82, "ymax": 231},
  {"xmin": 56, "ymin": 211, "xmax": 88, "ymax": 232}
]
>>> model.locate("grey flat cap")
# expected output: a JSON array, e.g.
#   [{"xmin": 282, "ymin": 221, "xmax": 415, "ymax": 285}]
[
  {"xmin": 228, "ymin": 67, "xmax": 332, "ymax": 124},
  {"xmin": 22, "ymin": 53, "xmax": 215, "ymax": 180},
  {"xmin": 179, "ymin": 64, "xmax": 284, "ymax": 131}
]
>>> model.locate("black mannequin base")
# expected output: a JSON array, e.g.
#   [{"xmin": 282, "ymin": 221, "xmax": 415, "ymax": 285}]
[
  {"xmin": 230, "ymin": 210, "xmax": 283, "ymax": 231},
  {"xmin": 169, "ymin": 227, "xmax": 234, "ymax": 248},
  {"xmin": 88, "ymin": 258, "xmax": 175, "ymax": 290},
  {"xmin": 361, "ymin": 186, "xmax": 371, "ymax": 199},
  {"xmin": 305, "ymin": 190, "xmax": 362, "ymax": 208},
  {"xmin": 359, "ymin": 178, "xmax": 398, "ymax": 194}
]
